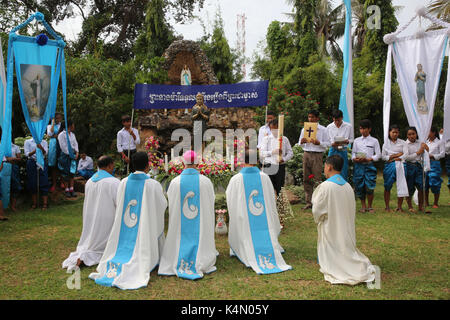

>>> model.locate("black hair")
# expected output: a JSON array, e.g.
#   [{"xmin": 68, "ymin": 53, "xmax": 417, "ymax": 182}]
[
  {"xmin": 407, "ymin": 126, "xmax": 418, "ymax": 135},
  {"xmin": 97, "ymin": 156, "xmax": 114, "ymax": 169},
  {"xmin": 121, "ymin": 115, "xmax": 131, "ymax": 123},
  {"xmin": 430, "ymin": 126, "xmax": 440, "ymax": 140},
  {"xmin": 388, "ymin": 124, "xmax": 400, "ymax": 141},
  {"xmin": 269, "ymin": 119, "xmax": 278, "ymax": 127},
  {"xmin": 332, "ymin": 109, "xmax": 343, "ymax": 119},
  {"xmin": 325, "ymin": 155, "xmax": 344, "ymax": 173},
  {"xmin": 308, "ymin": 110, "xmax": 320, "ymax": 118},
  {"xmin": 244, "ymin": 148, "xmax": 258, "ymax": 165},
  {"xmin": 359, "ymin": 119, "xmax": 372, "ymax": 129},
  {"xmin": 266, "ymin": 111, "xmax": 276, "ymax": 117},
  {"xmin": 58, "ymin": 119, "xmax": 74, "ymax": 135},
  {"xmin": 132, "ymin": 151, "xmax": 149, "ymax": 171}
]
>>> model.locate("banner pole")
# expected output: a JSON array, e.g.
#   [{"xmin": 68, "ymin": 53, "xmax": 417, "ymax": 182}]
[
  {"xmin": 37, "ymin": 162, "xmax": 39, "ymax": 209},
  {"xmin": 127, "ymin": 107, "xmax": 135, "ymax": 175}
]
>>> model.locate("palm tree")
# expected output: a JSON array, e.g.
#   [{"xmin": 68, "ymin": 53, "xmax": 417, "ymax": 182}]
[{"xmin": 428, "ymin": 0, "xmax": 450, "ymax": 22}]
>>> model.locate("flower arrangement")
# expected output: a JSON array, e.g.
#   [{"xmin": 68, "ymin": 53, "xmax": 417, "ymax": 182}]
[
  {"xmin": 277, "ymin": 187, "xmax": 295, "ymax": 228},
  {"xmin": 144, "ymin": 136, "xmax": 164, "ymax": 171},
  {"xmin": 215, "ymin": 208, "xmax": 228, "ymax": 235}
]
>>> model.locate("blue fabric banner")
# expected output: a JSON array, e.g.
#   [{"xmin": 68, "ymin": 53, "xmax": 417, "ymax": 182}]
[{"xmin": 133, "ymin": 81, "xmax": 269, "ymax": 109}]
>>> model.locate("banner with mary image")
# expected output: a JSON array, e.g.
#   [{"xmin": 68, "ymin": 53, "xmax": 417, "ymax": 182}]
[{"xmin": 19, "ymin": 64, "xmax": 51, "ymax": 122}]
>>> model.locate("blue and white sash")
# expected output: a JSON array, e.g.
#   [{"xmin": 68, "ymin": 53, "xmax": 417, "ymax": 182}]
[
  {"xmin": 95, "ymin": 173, "xmax": 149, "ymax": 287},
  {"xmin": 91, "ymin": 169, "xmax": 114, "ymax": 183},
  {"xmin": 327, "ymin": 174, "xmax": 346, "ymax": 186},
  {"xmin": 241, "ymin": 167, "xmax": 283, "ymax": 274},
  {"xmin": 176, "ymin": 168, "xmax": 202, "ymax": 280}
]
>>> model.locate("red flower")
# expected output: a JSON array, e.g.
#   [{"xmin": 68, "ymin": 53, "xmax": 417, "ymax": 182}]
[{"xmin": 308, "ymin": 174, "xmax": 315, "ymax": 180}]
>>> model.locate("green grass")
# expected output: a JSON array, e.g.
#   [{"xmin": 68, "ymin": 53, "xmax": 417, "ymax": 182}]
[{"xmin": 0, "ymin": 175, "xmax": 449, "ymax": 300}]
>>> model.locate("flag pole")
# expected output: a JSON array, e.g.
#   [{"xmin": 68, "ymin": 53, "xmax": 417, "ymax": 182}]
[{"xmin": 127, "ymin": 107, "xmax": 135, "ymax": 175}]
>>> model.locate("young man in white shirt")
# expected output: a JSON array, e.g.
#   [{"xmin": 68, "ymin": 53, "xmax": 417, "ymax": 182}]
[
  {"xmin": 257, "ymin": 111, "xmax": 276, "ymax": 150},
  {"xmin": 260, "ymin": 119, "xmax": 293, "ymax": 196},
  {"xmin": 298, "ymin": 110, "xmax": 330, "ymax": 210},
  {"xmin": 117, "ymin": 115, "xmax": 140, "ymax": 174},
  {"xmin": 327, "ymin": 109, "xmax": 353, "ymax": 181}
]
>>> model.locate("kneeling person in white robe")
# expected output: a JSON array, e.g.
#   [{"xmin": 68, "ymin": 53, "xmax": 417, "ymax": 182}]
[
  {"xmin": 226, "ymin": 149, "xmax": 291, "ymax": 274},
  {"xmin": 89, "ymin": 152, "xmax": 167, "ymax": 290},
  {"xmin": 62, "ymin": 156, "xmax": 120, "ymax": 271},
  {"xmin": 312, "ymin": 155, "xmax": 376, "ymax": 285},
  {"xmin": 158, "ymin": 150, "xmax": 217, "ymax": 280}
]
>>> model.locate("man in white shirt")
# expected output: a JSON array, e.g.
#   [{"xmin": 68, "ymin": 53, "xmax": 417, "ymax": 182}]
[
  {"xmin": 57, "ymin": 120, "xmax": 79, "ymax": 198},
  {"xmin": 327, "ymin": 109, "xmax": 353, "ymax": 181},
  {"xmin": 77, "ymin": 153, "xmax": 95, "ymax": 180},
  {"xmin": 257, "ymin": 111, "xmax": 276, "ymax": 149},
  {"xmin": 260, "ymin": 119, "xmax": 293, "ymax": 195},
  {"xmin": 117, "ymin": 114, "xmax": 140, "ymax": 174},
  {"xmin": 298, "ymin": 110, "xmax": 330, "ymax": 210},
  {"xmin": 24, "ymin": 138, "xmax": 49, "ymax": 209}
]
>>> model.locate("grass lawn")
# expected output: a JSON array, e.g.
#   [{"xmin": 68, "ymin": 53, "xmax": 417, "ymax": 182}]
[{"xmin": 0, "ymin": 175, "xmax": 448, "ymax": 300}]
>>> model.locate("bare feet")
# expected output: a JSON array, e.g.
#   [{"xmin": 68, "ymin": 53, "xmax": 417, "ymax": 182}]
[
  {"xmin": 432, "ymin": 205, "xmax": 439, "ymax": 209},
  {"xmin": 0, "ymin": 215, "xmax": 8, "ymax": 221},
  {"xmin": 408, "ymin": 208, "xmax": 416, "ymax": 213},
  {"xmin": 385, "ymin": 207, "xmax": 391, "ymax": 212},
  {"xmin": 395, "ymin": 208, "xmax": 404, "ymax": 213},
  {"xmin": 367, "ymin": 208, "xmax": 375, "ymax": 213}
]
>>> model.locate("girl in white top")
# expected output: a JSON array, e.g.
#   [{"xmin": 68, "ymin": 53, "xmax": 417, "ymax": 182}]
[
  {"xmin": 425, "ymin": 127, "xmax": 445, "ymax": 209},
  {"xmin": 404, "ymin": 127, "xmax": 427, "ymax": 213},
  {"xmin": 381, "ymin": 125, "xmax": 408, "ymax": 212},
  {"xmin": 57, "ymin": 120, "xmax": 79, "ymax": 198}
]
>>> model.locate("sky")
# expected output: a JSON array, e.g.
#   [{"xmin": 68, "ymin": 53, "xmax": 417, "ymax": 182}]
[{"xmin": 56, "ymin": 0, "xmax": 435, "ymax": 80}]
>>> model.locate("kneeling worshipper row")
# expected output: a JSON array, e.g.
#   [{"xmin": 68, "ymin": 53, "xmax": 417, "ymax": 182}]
[{"xmin": 62, "ymin": 151, "xmax": 376, "ymax": 290}]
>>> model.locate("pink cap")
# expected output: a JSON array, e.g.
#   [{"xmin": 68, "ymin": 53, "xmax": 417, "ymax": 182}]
[{"xmin": 183, "ymin": 150, "xmax": 197, "ymax": 163}]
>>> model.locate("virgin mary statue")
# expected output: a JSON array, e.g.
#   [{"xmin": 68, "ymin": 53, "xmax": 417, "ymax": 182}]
[{"xmin": 415, "ymin": 64, "xmax": 428, "ymax": 114}]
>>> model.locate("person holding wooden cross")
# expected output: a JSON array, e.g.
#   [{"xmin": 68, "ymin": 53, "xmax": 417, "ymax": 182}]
[{"xmin": 298, "ymin": 110, "xmax": 330, "ymax": 210}]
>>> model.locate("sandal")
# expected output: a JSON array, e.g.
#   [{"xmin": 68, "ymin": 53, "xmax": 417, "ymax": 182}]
[
  {"xmin": 408, "ymin": 208, "xmax": 416, "ymax": 213},
  {"xmin": 367, "ymin": 208, "xmax": 375, "ymax": 213},
  {"xmin": 42, "ymin": 204, "xmax": 48, "ymax": 211},
  {"xmin": 0, "ymin": 216, "xmax": 8, "ymax": 221},
  {"xmin": 31, "ymin": 204, "xmax": 37, "ymax": 210},
  {"xmin": 358, "ymin": 208, "xmax": 367, "ymax": 213}
]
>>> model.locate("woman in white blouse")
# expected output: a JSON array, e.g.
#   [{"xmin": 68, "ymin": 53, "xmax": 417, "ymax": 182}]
[{"xmin": 425, "ymin": 127, "xmax": 445, "ymax": 209}]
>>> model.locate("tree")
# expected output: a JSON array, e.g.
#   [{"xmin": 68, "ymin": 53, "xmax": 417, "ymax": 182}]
[
  {"xmin": 428, "ymin": 0, "xmax": 450, "ymax": 22},
  {"xmin": 199, "ymin": 10, "xmax": 243, "ymax": 84}
]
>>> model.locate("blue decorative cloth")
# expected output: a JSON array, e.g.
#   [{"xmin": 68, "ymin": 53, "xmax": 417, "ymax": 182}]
[
  {"xmin": 353, "ymin": 162, "xmax": 377, "ymax": 199},
  {"xmin": 405, "ymin": 162, "xmax": 423, "ymax": 196},
  {"xmin": 26, "ymin": 159, "xmax": 49, "ymax": 194},
  {"xmin": 426, "ymin": 160, "xmax": 443, "ymax": 194},
  {"xmin": 0, "ymin": 163, "xmax": 12, "ymax": 208},
  {"xmin": 95, "ymin": 173, "xmax": 149, "ymax": 288},
  {"xmin": 328, "ymin": 147, "xmax": 349, "ymax": 181},
  {"xmin": 176, "ymin": 168, "xmax": 202, "ymax": 280},
  {"xmin": 240, "ymin": 166, "xmax": 286, "ymax": 274},
  {"xmin": 47, "ymin": 123, "xmax": 60, "ymax": 167}
]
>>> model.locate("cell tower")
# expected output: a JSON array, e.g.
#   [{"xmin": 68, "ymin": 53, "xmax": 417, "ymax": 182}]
[{"xmin": 236, "ymin": 13, "xmax": 247, "ymax": 81}]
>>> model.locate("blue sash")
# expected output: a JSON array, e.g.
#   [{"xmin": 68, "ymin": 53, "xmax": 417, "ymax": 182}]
[
  {"xmin": 91, "ymin": 169, "xmax": 113, "ymax": 182},
  {"xmin": 326, "ymin": 174, "xmax": 346, "ymax": 186},
  {"xmin": 426, "ymin": 160, "xmax": 443, "ymax": 194},
  {"xmin": 383, "ymin": 161, "xmax": 397, "ymax": 191},
  {"xmin": 241, "ymin": 166, "xmax": 282, "ymax": 274},
  {"xmin": 95, "ymin": 173, "xmax": 149, "ymax": 287},
  {"xmin": 176, "ymin": 168, "xmax": 202, "ymax": 280}
]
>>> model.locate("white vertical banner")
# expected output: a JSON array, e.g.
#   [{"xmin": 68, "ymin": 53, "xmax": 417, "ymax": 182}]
[
  {"xmin": 383, "ymin": 45, "xmax": 393, "ymax": 144},
  {"xmin": 391, "ymin": 31, "xmax": 448, "ymax": 142},
  {"xmin": 444, "ymin": 54, "xmax": 450, "ymax": 142}
]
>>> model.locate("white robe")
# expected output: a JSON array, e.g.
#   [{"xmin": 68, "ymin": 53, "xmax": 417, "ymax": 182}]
[
  {"xmin": 62, "ymin": 173, "xmax": 120, "ymax": 271},
  {"xmin": 158, "ymin": 169, "xmax": 217, "ymax": 279},
  {"xmin": 89, "ymin": 172, "xmax": 167, "ymax": 290},
  {"xmin": 226, "ymin": 166, "xmax": 291, "ymax": 274},
  {"xmin": 312, "ymin": 175, "xmax": 376, "ymax": 285}
]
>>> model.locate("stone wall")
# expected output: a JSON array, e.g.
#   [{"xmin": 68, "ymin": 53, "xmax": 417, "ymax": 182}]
[{"xmin": 137, "ymin": 40, "xmax": 260, "ymax": 155}]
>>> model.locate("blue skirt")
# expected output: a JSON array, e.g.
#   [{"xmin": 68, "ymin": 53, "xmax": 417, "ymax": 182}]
[
  {"xmin": 78, "ymin": 169, "xmax": 95, "ymax": 180},
  {"xmin": 405, "ymin": 162, "xmax": 423, "ymax": 196},
  {"xmin": 26, "ymin": 159, "xmax": 49, "ymax": 194},
  {"xmin": 353, "ymin": 162, "xmax": 377, "ymax": 199},
  {"xmin": 58, "ymin": 153, "xmax": 77, "ymax": 177},
  {"xmin": 328, "ymin": 147, "xmax": 349, "ymax": 181},
  {"xmin": 426, "ymin": 160, "xmax": 443, "ymax": 194},
  {"xmin": 11, "ymin": 164, "xmax": 22, "ymax": 195}
]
